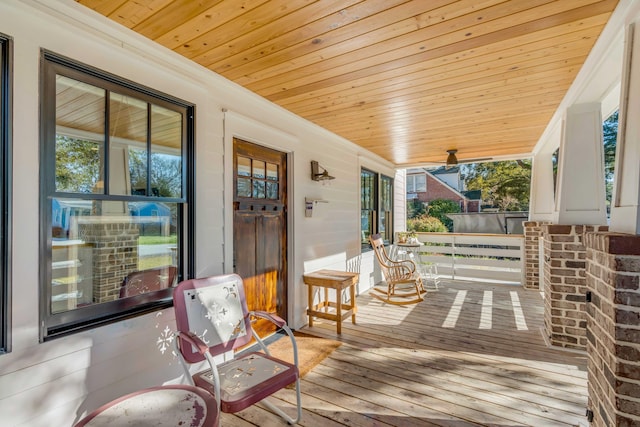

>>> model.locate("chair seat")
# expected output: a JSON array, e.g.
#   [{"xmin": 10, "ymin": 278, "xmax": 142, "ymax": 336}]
[{"xmin": 193, "ymin": 352, "xmax": 299, "ymax": 413}]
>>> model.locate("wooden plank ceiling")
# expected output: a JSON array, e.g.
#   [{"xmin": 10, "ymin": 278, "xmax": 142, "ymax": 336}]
[{"xmin": 76, "ymin": 0, "xmax": 619, "ymax": 167}]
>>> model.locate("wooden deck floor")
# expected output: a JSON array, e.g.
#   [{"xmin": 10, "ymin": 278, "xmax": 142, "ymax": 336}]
[{"xmin": 222, "ymin": 280, "xmax": 589, "ymax": 427}]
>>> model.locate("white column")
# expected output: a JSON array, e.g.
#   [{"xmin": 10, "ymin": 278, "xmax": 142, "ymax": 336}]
[
  {"xmin": 554, "ymin": 102, "xmax": 607, "ymax": 225},
  {"xmin": 529, "ymin": 122, "xmax": 560, "ymax": 222},
  {"xmin": 610, "ymin": 23, "xmax": 640, "ymax": 234}
]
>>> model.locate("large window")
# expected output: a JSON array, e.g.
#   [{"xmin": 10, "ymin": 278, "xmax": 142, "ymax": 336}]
[
  {"xmin": 0, "ymin": 35, "xmax": 11, "ymax": 353},
  {"xmin": 40, "ymin": 53, "xmax": 194, "ymax": 340},
  {"xmin": 361, "ymin": 168, "xmax": 393, "ymax": 250}
]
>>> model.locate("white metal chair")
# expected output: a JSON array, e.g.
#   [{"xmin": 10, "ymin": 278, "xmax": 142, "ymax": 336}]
[{"xmin": 173, "ymin": 273, "xmax": 302, "ymax": 424}]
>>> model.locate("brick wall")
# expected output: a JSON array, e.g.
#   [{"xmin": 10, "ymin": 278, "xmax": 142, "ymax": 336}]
[
  {"xmin": 542, "ymin": 224, "xmax": 608, "ymax": 350},
  {"xmin": 523, "ymin": 221, "xmax": 550, "ymax": 289},
  {"xmin": 585, "ymin": 231, "xmax": 640, "ymax": 427},
  {"xmin": 79, "ymin": 219, "xmax": 140, "ymax": 303},
  {"xmin": 414, "ymin": 174, "xmax": 472, "ymax": 212}
]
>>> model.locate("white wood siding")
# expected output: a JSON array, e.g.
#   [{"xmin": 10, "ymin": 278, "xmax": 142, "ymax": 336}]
[{"xmin": 0, "ymin": 1, "xmax": 395, "ymax": 426}]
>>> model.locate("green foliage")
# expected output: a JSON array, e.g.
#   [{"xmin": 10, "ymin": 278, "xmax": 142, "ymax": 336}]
[
  {"xmin": 461, "ymin": 160, "xmax": 531, "ymax": 211},
  {"xmin": 603, "ymin": 111, "xmax": 618, "ymax": 211},
  {"xmin": 55, "ymin": 136, "xmax": 101, "ymax": 192},
  {"xmin": 406, "ymin": 199, "xmax": 426, "ymax": 219},
  {"xmin": 407, "ymin": 215, "xmax": 448, "ymax": 233},
  {"xmin": 129, "ymin": 150, "xmax": 182, "ymax": 198},
  {"xmin": 427, "ymin": 199, "xmax": 461, "ymax": 231}
]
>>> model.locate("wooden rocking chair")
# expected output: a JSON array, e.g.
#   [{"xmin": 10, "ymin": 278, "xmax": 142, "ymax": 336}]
[{"xmin": 369, "ymin": 234, "xmax": 426, "ymax": 305}]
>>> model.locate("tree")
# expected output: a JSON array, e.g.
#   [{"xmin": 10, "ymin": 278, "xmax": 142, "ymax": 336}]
[
  {"xmin": 461, "ymin": 160, "xmax": 531, "ymax": 211},
  {"xmin": 603, "ymin": 111, "xmax": 618, "ymax": 211},
  {"xmin": 55, "ymin": 136, "xmax": 101, "ymax": 192},
  {"xmin": 406, "ymin": 198, "xmax": 426, "ymax": 219},
  {"xmin": 427, "ymin": 199, "xmax": 461, "ymax": 232}
]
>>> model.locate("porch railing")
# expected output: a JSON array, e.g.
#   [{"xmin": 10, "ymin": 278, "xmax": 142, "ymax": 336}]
[{"xmin": 409, "ymin": 232, "xmax": 525, "ymax": 285}]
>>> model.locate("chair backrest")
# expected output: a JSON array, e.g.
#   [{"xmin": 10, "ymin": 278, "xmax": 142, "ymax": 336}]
[
  {"xmin": 120, "ymin": 266, "xmax": 177, "ymax": 298},
  {"xmin": 173, "ymin": 274, "xmax": 253, "ymax": 363},
  {"xmin": 369, "ymin": 233, "xmax": 396, "ymax": 277}
]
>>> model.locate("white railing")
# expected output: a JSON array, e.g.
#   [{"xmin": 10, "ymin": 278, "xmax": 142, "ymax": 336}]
[{"xmin": 408, "ymin": 232, "xmax": 525, "ymax": 285}]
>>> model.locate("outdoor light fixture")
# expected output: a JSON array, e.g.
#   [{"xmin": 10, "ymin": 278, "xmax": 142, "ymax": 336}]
[
  {"xmin": 446, "ymin": 149, "xmax": 458, "ymax": 167},
  {"xmin": 311, "ymin": 160, "xmax": 335, "ymax": 181}
]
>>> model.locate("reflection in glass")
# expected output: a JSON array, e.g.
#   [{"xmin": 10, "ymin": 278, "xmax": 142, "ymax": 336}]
[
  {"xmin": 267, "ymin": 182, "xmax": 278, "ymax": 199},
  {"xmin": 55, "ymin": 76, "xmax": 105, "ymax": 193},
  {"xmin": 253, "ymin": 160, "xmax": 265, "ymax": 179},
  {"xmin": 237, "ymin": 178, "xmax": 251, "ymax": 197},
  {"xmin": 267, "ymin": 163, "xmax": 278, "ymax": 180},
  {"xmin": 50, "ymin": 197, "xmax": 178, "ymax": 314},
  {"xmin": 238, "ymin": 157, "xmax": 251, "ymax": 177},
  {"xmin": 380, "ymin": 175, "xmax": 393, "ymax": 243},
  {"xmin": 253, "ymin": 180, "xmax": 265, "ymax": 198},
  {"xmin": 110, "ymin": 92, "xmax": 148, "ymax": 195},
  {"xmin": 151, "ymin": 105, "xmax": 182, "ymax": 198}
]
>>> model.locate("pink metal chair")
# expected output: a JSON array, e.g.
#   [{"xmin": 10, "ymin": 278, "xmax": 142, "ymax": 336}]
[{"xmin": 173, "ymin": 273, "xmax": 302, "ymax": 424}]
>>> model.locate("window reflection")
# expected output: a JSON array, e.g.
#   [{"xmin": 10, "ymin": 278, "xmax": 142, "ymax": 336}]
[
  {"xmin": 51, "ymin": 198, "xmax": 178, "ymax": 313},
  {"xmin": 55, "ymin": 76, "xmax": 105, "ymax": 193}
]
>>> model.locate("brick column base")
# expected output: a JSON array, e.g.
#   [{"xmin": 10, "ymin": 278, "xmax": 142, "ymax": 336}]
[
  {"xmin": 542, "ymin": 224, "xmax": 608, "ymax": 350},
  {"xmin": 523, "ymin": 221, "xmax": 550, "ymax": 289},
  {"xmin": 585, "ymin": 232, "xmax": 640, "ymax": 427}
]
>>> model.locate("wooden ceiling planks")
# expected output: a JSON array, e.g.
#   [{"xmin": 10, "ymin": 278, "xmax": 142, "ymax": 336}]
[{"xmin": 76, "ymin": 0, "xmax": 620, "ymax": 166}]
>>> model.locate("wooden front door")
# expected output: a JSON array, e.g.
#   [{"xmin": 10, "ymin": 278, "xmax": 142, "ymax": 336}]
[{"xmin": 233, "ymin": 138, "xmax": 287, "ymax": 338}]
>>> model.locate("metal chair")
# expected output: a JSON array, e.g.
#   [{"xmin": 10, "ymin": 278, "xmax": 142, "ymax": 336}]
[
  {"xmin": 173, "ymin": 273, "xmax": 302, "ymax": 424},
  {"xmin": 369, "ymin": 234, "xmax": 426, "ymax": 305}
]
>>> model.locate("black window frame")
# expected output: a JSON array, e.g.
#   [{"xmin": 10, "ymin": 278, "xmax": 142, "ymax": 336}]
[
  {"xmin": 39, "ymin": 51, "xmax": 195, "ymax": 340},
  {"xmin": 0, "ymin": 34, "xmax": 12, "ymax": 354},
  {"xmin": 361, "ymin": 168, "xmax": 394, "ymax": 251}
]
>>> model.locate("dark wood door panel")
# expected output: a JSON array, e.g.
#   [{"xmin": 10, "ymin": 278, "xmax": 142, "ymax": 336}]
[{"xmin": 233, "ymin": 138, "xmax": 287, "ymax": 339}]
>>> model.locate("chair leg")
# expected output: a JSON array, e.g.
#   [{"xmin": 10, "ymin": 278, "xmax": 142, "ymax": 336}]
[{"xmin": 260, "ymin": 377, "xmax": 302, "ymax": 425}]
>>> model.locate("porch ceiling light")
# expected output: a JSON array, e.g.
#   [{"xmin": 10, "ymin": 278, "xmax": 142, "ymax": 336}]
[
  {"xmin": 446, "ymin": 149, "xmax": 458, "ymax": 167},
  {"xmin": 311, "ymin": 160, "xmax": 335, "ymax": 181}
]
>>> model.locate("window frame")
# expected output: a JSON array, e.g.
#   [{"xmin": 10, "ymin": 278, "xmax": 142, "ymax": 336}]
[
  {"xmin": 39, "ymin": 52, "xmax": 195, "ymax": 340},
  {"xmin": 0, "ymin": 34, "xmax": 12, "ymax": 354},
  {"xmin": 361, "ymin": 168, "xmax": 394, "ymax": 250}
]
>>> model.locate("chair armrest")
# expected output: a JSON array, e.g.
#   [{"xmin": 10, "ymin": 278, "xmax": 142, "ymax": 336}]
[
  {"xmin": 249, "ymin": 312, "xmax": 299, "ymax": 367},
  {"xmin": 251, "ymin": 310, "xmax": 286, "ymax": 328},
  {"xmin": 386, "ymin": 262, "xmax": 417, "ymax": 281},
  {"xmin": 176, "ymin": 331, "xmax": 209, "ymax": 355},
  {"xmin": 385, "ymin": 258, "xmax": 416, "ymax": 273}
]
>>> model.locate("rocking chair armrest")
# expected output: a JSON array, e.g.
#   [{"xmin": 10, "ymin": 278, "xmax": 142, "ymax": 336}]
[
  {"xmin": 387, "ymin": 258, "xmax": 416, "ymax": 272},
  {"xmin": 176, "ymin": 331, "xmax": 209, "ymax": 355},
  {"xmin": 251, "ymin": 310, "xmax": 286, "ymax": 328},
  {"xmin": 387, "ymin": 263, "xmax": 415, "ymax": 278}
]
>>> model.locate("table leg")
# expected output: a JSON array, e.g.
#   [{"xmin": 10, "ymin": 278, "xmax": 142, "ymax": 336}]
[
  {"xmin": 350, "ymin": 284, "xmax": 356, "ymax": 324},
  {"xmin": 307, "ymin": 285, "xmax": 313, "ymax": 327},
  {"xmin": 336, "ymin": 291, "xmax": 342, "ymax": 334}
]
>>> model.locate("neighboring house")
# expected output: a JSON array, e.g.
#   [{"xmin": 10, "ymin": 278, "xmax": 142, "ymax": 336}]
[{"xmin": 406, "ymin": 166, "xmax": 481, "ymax": 213}]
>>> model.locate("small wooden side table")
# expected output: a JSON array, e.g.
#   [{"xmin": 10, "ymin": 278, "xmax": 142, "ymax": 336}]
[{"xmin": 303, "ymin": 269, "xmax": 359, "ymax": 334}]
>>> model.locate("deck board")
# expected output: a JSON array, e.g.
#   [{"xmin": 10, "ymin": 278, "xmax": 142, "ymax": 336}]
[{"xmin": 223, "ymin": 280, "xmax": 588, "ymax": 426}]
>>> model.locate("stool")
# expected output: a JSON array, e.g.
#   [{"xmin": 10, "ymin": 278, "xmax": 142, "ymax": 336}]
[{"xmin": 303, "ymin": 269, "xmax": 359, "ymax": 334}]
